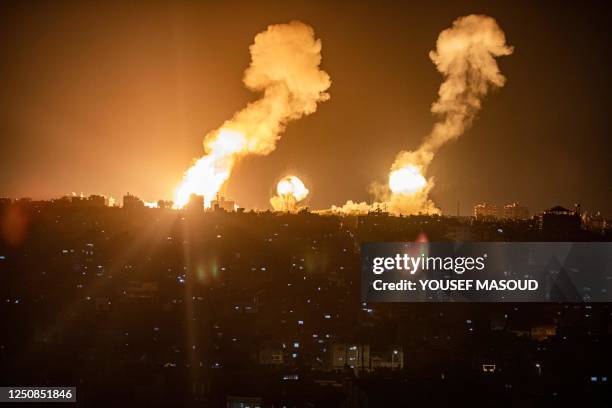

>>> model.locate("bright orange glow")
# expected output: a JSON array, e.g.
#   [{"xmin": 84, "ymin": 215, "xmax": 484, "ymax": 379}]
[
  {"xmin": 276, "ymin": 176, "xmax": 309, "ymax": 201},
  {"xmin": 173, "ymin": 128, "xmax": 247, "ymax": 208},
  {"xmin": 270, "ymin": 175, "xmax": 309, "ymax": 212},
  {"xmin": 172, "ymin": 22, "xmax": 330, "ymax": 210},
  {"xmin": 388, "ymin": 166, "xmax": 427, "ymax": 195}
]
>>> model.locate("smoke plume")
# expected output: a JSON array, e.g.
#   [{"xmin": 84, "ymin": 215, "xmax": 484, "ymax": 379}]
[
  {"xmin": 386, "ymin": 14, "xmax": 513, "ymax": 214},
  {"xmin": 174, "ymin": 21, "xmax": 331, "ymax": 207}
]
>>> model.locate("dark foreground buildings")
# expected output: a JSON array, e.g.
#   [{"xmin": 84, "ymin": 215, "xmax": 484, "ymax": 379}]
[{"xmin": 0, "ymin": 198, "xmax": 610, "ymax": 407}]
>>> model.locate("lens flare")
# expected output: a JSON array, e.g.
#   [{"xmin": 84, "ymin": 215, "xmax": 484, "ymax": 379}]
[{"xmin": 388, "ymin": 166, "xmax": 427, "ymax": 195}]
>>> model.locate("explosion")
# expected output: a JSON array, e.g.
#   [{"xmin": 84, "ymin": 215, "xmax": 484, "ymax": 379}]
[
  {"xmin": 173, "ymin": 21, "xmax": 331, "ymax": 208},
  {"xmin": 270, "ymin": 175, "xmax": 309, "ymax": 212},
  {"xmin": 174, "ymin": 129, "xmax": 246, "ymax": 208},
  {"xmin": 387, "ymin": 15, "xmax": 513, "ymax": 214},
  {"xmin": 388, "ymin": 165, "xmax": 427, "ymax": 195},
  {"xmin": 332, "ymin": 15, "xmax": 512, "ymax": 215}
]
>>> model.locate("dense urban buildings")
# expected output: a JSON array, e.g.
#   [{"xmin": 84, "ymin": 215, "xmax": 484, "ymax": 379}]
[
  {"xmin": 0, "ymin": 196, "xmax": 610, "ymax": 406},
  {"xmin": 474, "ymin": 202, "xmax": 530, "ymax": 221}
]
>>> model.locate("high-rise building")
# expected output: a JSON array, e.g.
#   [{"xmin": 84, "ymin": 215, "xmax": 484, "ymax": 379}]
[
  {"xmin": 474, "ymin": 203, "xmax": 499, "ymax": 220},
  {"xmin": 503, "ymin": 202, "xmax": 529, "ymax": 219}
]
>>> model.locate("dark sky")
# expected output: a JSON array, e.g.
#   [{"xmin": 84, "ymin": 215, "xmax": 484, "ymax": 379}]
[{"xmin": 0, "ymin": 0, "xmax": 610, "ymax": 215}]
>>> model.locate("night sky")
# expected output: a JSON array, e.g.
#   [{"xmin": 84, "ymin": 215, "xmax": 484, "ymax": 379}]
[{"xmin": 0, "ymin": 1, "xmax": 610, "ymax": 215}]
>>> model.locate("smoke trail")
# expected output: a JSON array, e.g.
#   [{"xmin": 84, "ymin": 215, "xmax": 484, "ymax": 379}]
[
  {"xmin": 387, "ymin": 14, "xmax": 513, "ymax": 214},
  {"xmin": 174, "ymin": 21, "xmax": 331, "ymax": 207}
]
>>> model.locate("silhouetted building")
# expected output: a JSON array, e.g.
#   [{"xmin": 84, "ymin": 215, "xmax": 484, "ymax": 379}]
[
  {"xmin": 87, "ymin": 194, "xmax": 106, "ymax": 207},
  {"xmin": 122, "ymin": 193, "xmax": 144, "ymax": 209},
  {"xmin": 157, "ymin": 200, "xmax": 173, "ymax": 209},
  {"xmin": 212, "ymin": 195, "xmax": 235, "ymax": 212},
  {"xmin": 531, "ymin": 324, "xmax": 557, "ymax": 341},
  {"xmin": 539, "ymin": 205, "xmax": 581, "ymax": 234},
  {"xmin": 50, "ymin": 194, "xmax": 106, "ymax": 208},
  {"xmin": 330, "ymin": 344, "xmax": 403, "ymax": 373},
  {"xmin": 474, "ymin": 203, "xmax": 499, "ymax": 220},
  {"xmin": 503, "ymin": 202, "xmax": 529, "ymax": 219},
  {"xmin": 70, "ymin": 195, "xmax": 87, "ymax": 207},
  {"xmin": 185, "ymin": 194, "xmax": 204, "ymax": 212},
  {"xmin": 258, "ymin": 343, "xmax": 284, "ymax": 365},
  {"xmin": 583, "ymin": 211, "xmax": 608, "ymax": 235},
  {"xmin": 371, "ymin": 347, "xmax": 404, "ymax": 370}
]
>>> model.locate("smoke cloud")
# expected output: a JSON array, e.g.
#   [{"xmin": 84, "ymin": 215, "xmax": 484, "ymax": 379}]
[
  {"xmin": 330, "ymin": 15, "xmax": 512, "ymax": 215},
  {"xmin": 174, "ymin": 21, "xmax": 331, "ymax": 207},
  {"xmin": 387, "ymin": 14, "xmax": 513, "ymax": 214}
]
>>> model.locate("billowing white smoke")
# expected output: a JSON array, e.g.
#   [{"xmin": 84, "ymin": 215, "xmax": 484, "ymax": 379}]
[{"xmin": 174, "ymin": 21, "xmax": 331, "ymax": 207}]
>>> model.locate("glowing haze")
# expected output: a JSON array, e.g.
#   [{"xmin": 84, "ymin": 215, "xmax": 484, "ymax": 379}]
[
  {"xmin": 174, "ymin": 21, "xmax": 331, "ymax": 208},
  {"xmin": 270, "ymin": 175, "xmax": 310, "ymax": 212}
]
